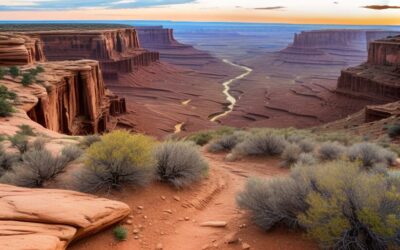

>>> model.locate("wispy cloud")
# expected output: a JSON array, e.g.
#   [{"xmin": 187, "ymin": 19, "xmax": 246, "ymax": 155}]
[
  {"xmin": 362, "ymin": 5, "xmax": 400, "ymax": 10},
  {"xmin": 253, "ymin": 6, "xmax": 285, "ymax": 10},
  {"xmin": 0, "ymin": 0, "xmax": 195, "ymax": 10}
]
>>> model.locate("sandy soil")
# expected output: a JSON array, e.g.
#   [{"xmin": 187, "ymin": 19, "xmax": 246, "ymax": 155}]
[{"xmin": 69, "ymin": 151, "xmax": 317, "ymax": 250}]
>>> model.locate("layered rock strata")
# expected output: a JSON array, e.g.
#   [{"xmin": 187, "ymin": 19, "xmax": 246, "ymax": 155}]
[
  {"xmin": 336, "ymin": 36, "xmax": 400, "ymax": 102},
  {"xmin": 27, "ymin": 29, "xmax": 160, "ymax": 80},
  {"xmin": 0, "ymin": 33, "xmax": 45, "ymax": 66},
  {"xmin": 0, "ymin": 184, "xmax": 130, "ymax": 250}
]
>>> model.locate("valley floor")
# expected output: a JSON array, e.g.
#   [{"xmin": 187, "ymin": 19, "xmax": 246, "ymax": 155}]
[{"xmin": 69, "ymin": 150, "xmax": 317, "ymax": 250}]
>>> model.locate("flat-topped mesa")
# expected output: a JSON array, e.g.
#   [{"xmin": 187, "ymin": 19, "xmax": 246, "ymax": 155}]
[
  {"xmin": 135, "ymin": 26, "xmax": 178, "ymax": 47},
  {"xmin": 0, "ymin": 33, "xmax": 45, "ymax": 66},
  {"xmin": 26, "ymin": 28, "xmax": 160, "ymax": 78},
  {"xmin": 292, "ymin": 30, "xmax": 366, "ymax": 49},
  {"xmin": 366, "ymin": 31, "xmax": 400, "ymax": 45},
  {"xmin": 336, "ymin": 36, "xmax": 400, "ymax": 102}
]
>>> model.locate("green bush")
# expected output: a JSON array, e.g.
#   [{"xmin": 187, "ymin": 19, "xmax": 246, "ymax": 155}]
[
  {"xmin": 17, "ymin": 124, "xmax": 35, "ymax": 136},
  {"xmin": 21, "ymin": 73, "xmax": 34, "ymax": 86},
  {"xmin": 237, "ymin": 177, "xmax": 309, "ymax": 231},
  {"xmin": 9, "ymin": 134, "xmax": 29, "ymax": 153},
  {"xmin": 0, "ymin": 85, "xmax": 17, "ymax": 100},
  {"xmin": 234, "ymin": 133, "xmax": 287, "ymax": 157},
  {"xmin": 298, "ymin": 162, "xmax": 400, "ymax": 249},
  {"xmin": 348, "ymin": 142, "xmax": 397, "ymax": 169},
  {"xmin": 0, "ymin": 149, "xmax": 70, "ymax": 188},
  {"xmin": 9, "ymin": 66, "xmax": 19, "ymax": 78},
  {"xmin": 318, "ymin": 142, "xmax": 344, "ymax": 161},
  {"xmin": 387, "ymin": 124, "xmax": 400, "ymax": 138},
  {"xmin": 113, "ymin": 225, "xmax": 128, "ymax": 241},
  {"xmin": 187, "ymin": 127, "xmax": 236, "ymax": 146},
  {"xmin": 0, "ymin": 67, "xmax": 6, "ymax": 79},
  {"xmin": 155, "ymin": 141, "xmax": 208, "ymax": 188},
  {"xmin": 0, "ymin": 98, "xmax": 13, "ymax": 117},
  {"xmin": 74, "ymin": 130, "xmax": 156, "ymax": 193}
]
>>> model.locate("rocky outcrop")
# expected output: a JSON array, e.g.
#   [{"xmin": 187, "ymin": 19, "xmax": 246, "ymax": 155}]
[
  {"xmin": 27, "ymin": 29, "xmax": 159, "ymax": 79},
  {"xmin": 0, "ymin": 33, "xmax": 45, "ymax": 66},
  {"xmin": 136, "ymin": 26, "xmax": 178, "ymax": 46},
  {"xmin": 292, "ymin": 30, "xmax": 366, "ymax": 48},
  {"xmin": 0, "ymin": 184, "xmax": 130, "ymax": 250},
  {"xmin": 366, "ymin": 31, "xmax": 400, "ymax": 45},
  {"xmin": 336, "ymin": 36, "xmax": 400, "ymax": 102}
]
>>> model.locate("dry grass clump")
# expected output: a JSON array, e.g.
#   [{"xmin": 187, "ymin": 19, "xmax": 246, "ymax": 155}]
[
  {"xmin": 281, "ymin": 144, "xmax": 302, "ymax": 167},
  {"xmin": 155, "ymin": 141, "xmax": 208, "ymax": 188},
  {"xmin": 187, "ymin": 127, "xmax": 236, "ymax": 146},
  {"xmin": 79, "ymin": 134, "xmax": 101, "ymax": 148},
  {"xmin": 207, "ymin": 131, "xmax": 249, "ymax": 153},
  {"xmin": 318, "ymin": 142, "xmax": 345, "ymax": 161},
  {"xmin": 234, "ymin": 132, "xmax": 287, "ymax": 157},
  {"xmin": 348, "ymin": 142, "xmax": 397, "ymax": 169}
]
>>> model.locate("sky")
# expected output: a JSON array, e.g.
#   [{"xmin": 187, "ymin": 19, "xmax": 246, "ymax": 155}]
[{"xmin": 0, "ymin": 0, "xmax": 399, "ymax": 25}]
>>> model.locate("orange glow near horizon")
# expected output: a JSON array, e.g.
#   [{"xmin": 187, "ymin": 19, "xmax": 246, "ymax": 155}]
[{"xmin": 0, "ymin": 7, "xmax": 399, "ymax": 26}]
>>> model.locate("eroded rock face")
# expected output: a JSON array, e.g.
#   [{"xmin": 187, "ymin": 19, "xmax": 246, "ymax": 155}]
[
  {"xmin": 136, "ymin": 26, "xmax": 178, "ymax": 46},
  {"xmin": 0, "ymin": 33, "xmax": 45, "ymax": 66},
  {"xmin": 28, "ymin": 29, "xmax": 160, "ymax": 78},
  {"xmin": 0, "ymin": 184, "xmax": 130, "ymax": 250},
  {"xmin": 336, "ymin": 36, "xmax": 400, "ymax": 101},
  {"xmin": 292, "ymin": 30, "xmax": 366, "ymax": 48}
]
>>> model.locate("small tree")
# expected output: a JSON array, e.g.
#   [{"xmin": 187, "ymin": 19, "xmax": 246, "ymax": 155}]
[
  {"xmin": 21, "ymin": 73, "xmax": 34, "ymax": 86},
  {"xmin": 0, "ymin": 67, "xmax": 7, "ymax": 79},
  {"xmin": 0, "ymin": 98, "xmax": 13, "ymax": 117},
  {"xmin": 9, "ymin": 134, "xmax": 29, "ymax": 153},
  {"xmin": 0, "ymin": 85, "xmax": 17, "ymax": 100},
  {"xmin": 9, "ymin": 66, "xmax": 19, "ymax": 78}
]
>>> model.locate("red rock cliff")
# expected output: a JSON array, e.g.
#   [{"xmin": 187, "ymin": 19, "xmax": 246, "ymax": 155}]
[
  {"xmin": 336, "ymin": 36, "xmax": 400, "ymax": 102},
  {"xmin": 0, "ymin": 33, "xmax": 45, "ymax": 66},
  {"xmin": 27, "ymin": 28, "xmax": 160, "ymax": 77},
  {"xmin": 292, "ymin": 30, "xmax": 366, "ymax": 48},
  {"xmin": 135, "ymin": 26, "xmax": 178, "ymax": 46}
]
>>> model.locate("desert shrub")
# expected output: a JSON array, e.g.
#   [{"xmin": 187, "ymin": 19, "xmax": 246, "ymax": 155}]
[
  {"xmin": 234, "ymin": 133, "xmax": 287, "ymax": 157},
  {"xmin": 298, "ymin": 162, "xmax": 400, "ymax": 250},
  {"xmin": 79, "ymin": 134, "xmax": 101, "ymax": 148},
  {"xmin": 296, "ymin": 153, "xmax": 317, "ymax": 166},
  {"xmin": 0, "ymin": 67, "xmax": 6, "ymax": 79},
  {"xmin": 21, "ymin": 73, "xmax": 34, "ymax": 86},
  {"xmin": 61, "ymin": 145, "xmax": 83, "ymax": 162},
  {"xmin": 0, "ymin": 149, "xmax": 69, "ymax": 187},
  {"xmin": 30, "ymin": 137, "xmax": 47, "ymax": 151},
  {"xmin": 28, "ymin": 66, "xmax": 44, "ymax": 76},
  {"xmin": 17, "ymin": 124, "xmax": 35, "ymax": 136},
  {"xmin": 297, "ymin": 139, "xmax": 315, "ymax": 153},
  {"xmin": 387, "ymin": 124, "xmax": 400, "ymax": 138},
  {"xmin": 0, "ymin": 98, "xmax": 13, "ymax": 117},
  {"xmin": 155, "ymin": 141, "xmax": 208, "ymax": 188},
  {"xmin": 207, "ymin": 131, "xmax": 248, "ymax": 153},
  {"xmin": 0, "ymin": 85, "xmax": 17, "ymax": 100},
  {"xmin": 281, "ymin": 144, "xmax": 302, "ymax": 167},
  {"xmin": 186, "ymin": 131, "xmax": 213, "ymax": 146},
  {"xmin": 74, "ymin": 131, "xmax": 156, "ymax": 193},
  {"xmin": 237, "ymin": 177, "xmax": 309, "ymax": 231},
  {"xmin": 9, "ymin": 66, "xmax": 19, "ymax": 78},
  {"xmin": 0, "ymin": 146, "xmax": 20, "ymax": 175},
  {"xmin": 318, "ymin": 142, "xmax": 344, "ymax": 161},
  {"xmin": 348, "ymin": 142, "xmax": 397, "ymax": 169},
  {"xmin": 9, "ymin": 134, "xmax": 29, "ymax": 153},
  {"xmin": 113, "ymin": 225, "xmax": 128, "ymax": 241}
]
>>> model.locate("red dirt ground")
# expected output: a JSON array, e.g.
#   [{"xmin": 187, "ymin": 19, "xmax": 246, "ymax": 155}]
[{"xmin": 69, "ymin": 151, "xmax": 317, "ymax": 250}]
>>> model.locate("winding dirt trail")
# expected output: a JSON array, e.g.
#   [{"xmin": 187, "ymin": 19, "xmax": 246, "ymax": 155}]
[{"xmin": 69, "ymin": 151, "xmax": 317, "ymax": 250}]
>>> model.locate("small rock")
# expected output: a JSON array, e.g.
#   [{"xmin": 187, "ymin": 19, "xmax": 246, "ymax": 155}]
[
  {"xmin": 161, "ymin": 196, "xmax": 166, "ymax": 200},
  {"xmin": 200, "ymin": 221, "xmax": 227, "ymax": 228},
  {"xmin": 138, "ymin": 224, "xmax": 144, "ymax": 229},
  {"xmin": 224, "ymin": 232, "xmax": 239, "ymax": 244},
  {"xmin": 137, "ymin": 206, "xmax": 144, "ymax": 210},
  {"xmin": 201, "ymin": 244, "xmax": 210, "ymax": 250},
  {"xmin": 184, "ymin": 217, "xmax": 190, "ymax": 221},
  {"xmin": 143, "ymin": 215, "xmax": 148, "ymax": 219},
  {"xmin": 125, "ymin": 219, "xmax": 133, "ymax": 225},
  {"xmin": 156, "ymin": 243, "xmax": 163, "ymax": 250},
  {"xmin": 163, "ymin": 209, "xmax": 173, "ymax": 214},
  {"xmin": 134, "ymin": 236, "xmax": 139, "ymax": 240},
  {"xmin": 239, "ymin": 224, "xmax": 247, "ymax": 229},
  {"xmin": 133, "ymin": 229, "xmax": 139, "ymax": 234},
  {"xmin": 128, "ymin": 215, "xmax": 134, "ymax": 219},
  {"xmin": 242, "ymin": 243, "xmax": 251, "ymax": 250},
  {"xmin": 173, "ymin": 196, "xmax": 181, "ymax": 201},
  {"xmin": 160, "ymin": 232, "xmax": 165, "ymax": 235}
]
